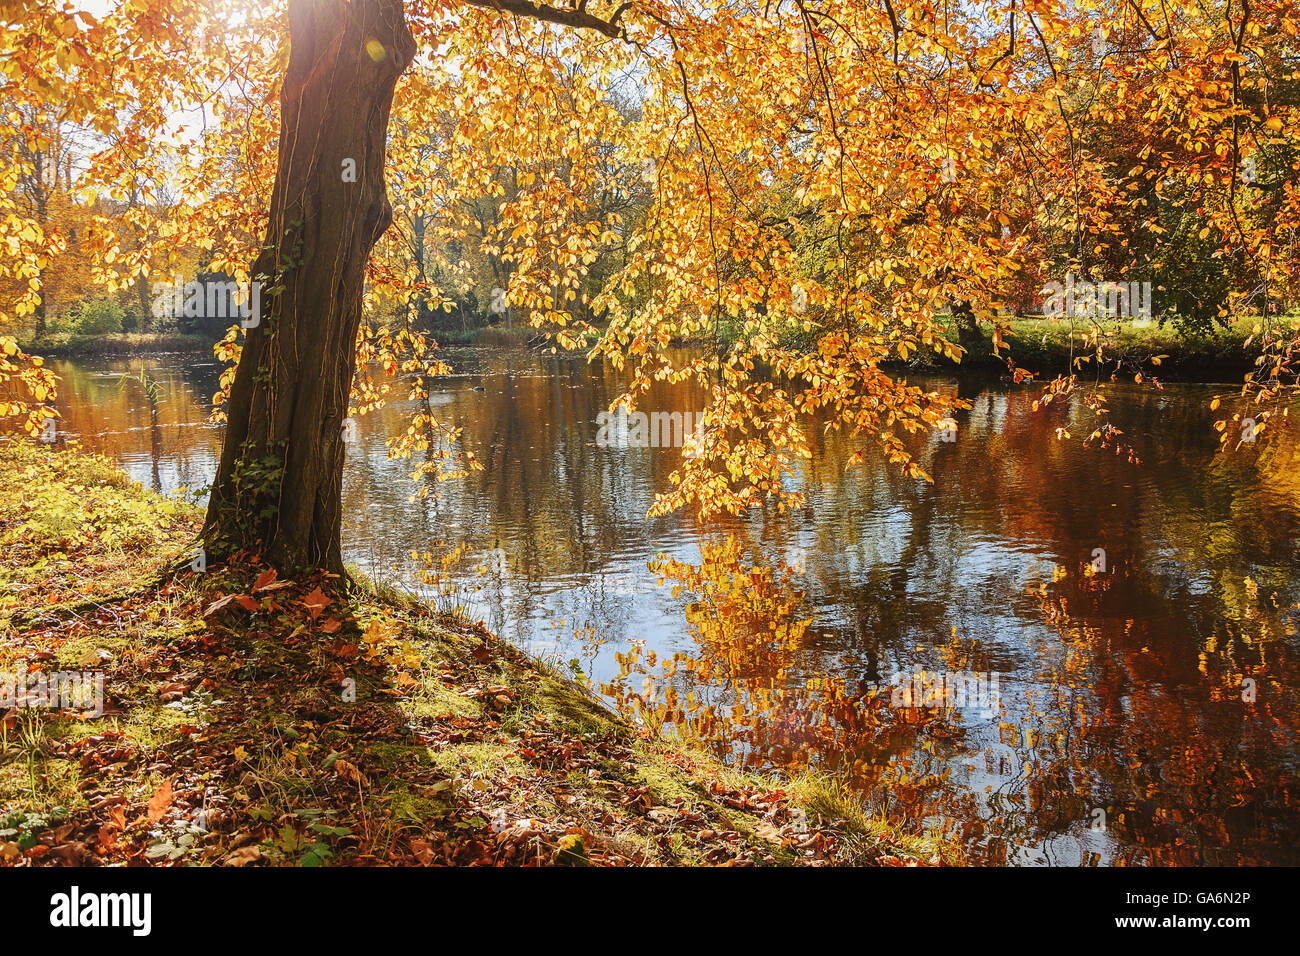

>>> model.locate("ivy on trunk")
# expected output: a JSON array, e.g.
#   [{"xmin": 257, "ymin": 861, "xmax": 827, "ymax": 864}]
[{"xmin": 202, "ymin": 0, "xmax": 415, "ymax": 574}]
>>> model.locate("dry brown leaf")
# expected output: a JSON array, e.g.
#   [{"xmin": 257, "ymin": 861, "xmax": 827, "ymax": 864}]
[
  {"xmin": 158, "ymin": 681, "xmax": 190, "ymax": 702},
  {"xmin": 409, "ymin": 838, "xmax": 435, "ymax": 865},
  {"xmin": 223, "ymin": 846, "xmax": 264, "ymax": 866},
  {"xmin": 301, "ymin": 586, "xmax": 330, "ymax": 620},
  {"xmin": 335, "ymin": 759, "xmax": 366, "ymax": 785},
  {"xmin": 203, "ymin": 594, "xmax": 236, "ymax": 616},
  {"xmin": 146, "ymin": 779, "xmax": 173, "ymax": 823}
]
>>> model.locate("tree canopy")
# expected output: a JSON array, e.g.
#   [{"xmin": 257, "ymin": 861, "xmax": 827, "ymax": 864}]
[{"xmin": 2, "ymin": 0, "xmax": 1297, "ymax": 568}]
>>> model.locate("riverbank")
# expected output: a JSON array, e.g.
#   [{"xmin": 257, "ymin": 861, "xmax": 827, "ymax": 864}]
[
  {"xmin": 431, "ymin": 325, "xmax": 538, "ymax": 347},
  {"xmin": 23, "ymin": 326, "xmax": 533, "ymax": 357},
  {"xmin": 956, "ymin": 317, "xmax": 1260, "ymax": 379},
  {"xmin": 0, "ymin": 441, "xmax": 952, "ymax": 866},
  {"xmin": 20, "ymin": 318, "xmax": 1272, "ymax": 381},
  {"xmin": 23, "ymin": 332, "xmax": 214, "ymax": 358},
  {"xmin": 690, "ymin": 314, "xmax": 1271, "ymax": 381}
]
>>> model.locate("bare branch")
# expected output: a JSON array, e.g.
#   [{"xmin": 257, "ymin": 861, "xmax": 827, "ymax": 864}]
[{"xmin": 460, "ymin": 0, "xmax": 630, "ymax": 39}]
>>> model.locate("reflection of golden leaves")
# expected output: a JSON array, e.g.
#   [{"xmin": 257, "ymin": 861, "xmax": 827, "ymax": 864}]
[{"xmin": 608, "ymin": 535, "xmax": 926, "ymax": 792}]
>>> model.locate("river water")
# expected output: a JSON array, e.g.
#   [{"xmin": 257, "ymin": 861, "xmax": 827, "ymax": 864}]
[{"xmin": 35, "ymin": 347, "xmax": 1300, "ymax": 865}]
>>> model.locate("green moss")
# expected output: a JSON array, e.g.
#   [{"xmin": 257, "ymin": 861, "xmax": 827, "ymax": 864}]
[
  {"xmin": 627, "ymin": 753, "xmax": 706, "ymax": 807},
  {"xmin": 388, "ymin": 787, "xmax": 453, "ymax": 826},
  {"xmin": 523, "ymin": 666, "xmax": 621, "ymax": 737},
  {"xmin": 365, "ymin": 741, "xmax": 434, "ymax": 770},
  {"xmin": 427, "ymin": 742, "xmax": 521, "ymax": 777},
  {"xmin": 792, "ymin": 771, "xmax": 959, "ymax": 865},
  {"xmin": 116, "ymin": 701, "xmax": 199, "ymax": 750},
  {"xmin": 404, "ymin": 677, "xmax": 479, "ymax": 719}
]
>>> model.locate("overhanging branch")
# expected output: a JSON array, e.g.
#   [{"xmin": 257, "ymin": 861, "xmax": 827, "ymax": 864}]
[{"xmin": 460, "ymin": 0, "xmax": 631, "ymax": 39}]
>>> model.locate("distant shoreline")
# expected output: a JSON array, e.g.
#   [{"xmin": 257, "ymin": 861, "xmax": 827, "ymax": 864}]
[
  {"xmin": 23, "ymin": 332, "xmax": 215, "ymax": 358},
  {"xmin": 24, "ymin": 318, "xmax": 1272, "ymax": 383}
]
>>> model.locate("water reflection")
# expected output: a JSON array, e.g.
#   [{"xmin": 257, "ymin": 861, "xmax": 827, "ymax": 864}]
[{"xmin": 30, "ymin": 348, "xmax": 1300, "ymax": 865}]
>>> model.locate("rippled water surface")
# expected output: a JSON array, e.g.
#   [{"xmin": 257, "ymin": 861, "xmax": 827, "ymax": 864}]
[{"xmin": 40, "ymin": 348, "xmax": 1300, "ymax": 865}]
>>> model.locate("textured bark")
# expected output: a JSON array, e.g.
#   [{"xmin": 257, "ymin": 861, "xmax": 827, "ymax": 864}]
[
  {"xmin": 953, "ymin": 298, "xmax": 985, "ymax": 355},
  {"xmin": 202, "ymin": 0, "xmax": 415, "ymax": 574},
  {"xmin": 135, "ymin": 272, "xmax": 151, "ymax": 333}
]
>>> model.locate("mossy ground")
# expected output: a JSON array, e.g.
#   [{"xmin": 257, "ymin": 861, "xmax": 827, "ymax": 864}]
[{"xmin": 0, "ymin": 440, "xmax": 954, "ymax": 866}]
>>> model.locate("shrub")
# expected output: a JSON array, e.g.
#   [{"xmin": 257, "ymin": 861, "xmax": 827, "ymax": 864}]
[{"xmin": 73, "ymin": 298, "xmax": 124, "ymax": 335}]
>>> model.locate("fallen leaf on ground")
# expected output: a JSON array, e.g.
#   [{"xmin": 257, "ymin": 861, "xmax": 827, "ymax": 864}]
[
  {"xmin": 147, "ymin": 779, "xmax": 173, "ymax": 823},
  {"xmin": 409, "ymin": 838, "xmax": 435, "ymax": 865},
  {"xmin": 301, "ymin": 587, "xmax": 330, "ymax": 620},
  {"xmin": 335, "ymin": 759, "xmax": 366, "ymax": 785},
  {"xmin": 223, "ymin": 846, "xmax": 264, "ymax": 866},
  {"xmin": 203, "ymin": 594, "xmax": 236, "ymax": 616}
]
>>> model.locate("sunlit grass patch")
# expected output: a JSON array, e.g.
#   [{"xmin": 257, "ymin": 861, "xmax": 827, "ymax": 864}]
[
  {"xmin": 0, "ymin": 439, "xmax": 201, "ymax": 625},
  {"xmin": 793, "ymin": 771, "xmax": 960, "ymax": 866}
]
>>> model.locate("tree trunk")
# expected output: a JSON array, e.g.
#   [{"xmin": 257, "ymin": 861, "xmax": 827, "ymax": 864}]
[
  {"xmin": 32, "ymin": 152, "xmax": 48, "ymax": 337},
  {"xmin": 201, "ymin": 0, "xmax": 415, "ymax": 574},
  {"xmin": 410, "ymin": 212, "xmax": 437, "ymax": 329},
  {"xmin": 953, "ymin": 298, "xmax": 984, "ymax": 355},
  {"xmin": 136, "ymin": 272, "xmax": 151, "ymax": 333},
  {"xmin": 129, "ymin": 183, "xmax": 151, "ymax": 332}
]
